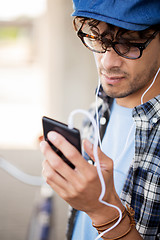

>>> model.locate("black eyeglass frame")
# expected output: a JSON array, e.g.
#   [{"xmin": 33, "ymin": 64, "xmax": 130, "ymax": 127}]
[{"xmin": 76, "ymin": 24, "xmax": 159, "ymax": 60}]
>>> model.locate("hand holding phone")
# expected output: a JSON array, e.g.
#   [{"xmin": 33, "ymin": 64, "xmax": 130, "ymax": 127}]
[{"xmin": 42, "ymin": 116, "xmax": 81, "ymax": 169}]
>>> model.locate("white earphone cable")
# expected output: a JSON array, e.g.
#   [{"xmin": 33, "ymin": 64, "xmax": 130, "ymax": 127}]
[{"xmin": 141, "ymin": 67, "xmax": 160, "ymax": 104}]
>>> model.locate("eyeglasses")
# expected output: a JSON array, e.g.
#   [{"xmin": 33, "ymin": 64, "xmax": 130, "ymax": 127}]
[{"xmin": 74, "ymin": 19, "xmax": 159, "ymax": 60}]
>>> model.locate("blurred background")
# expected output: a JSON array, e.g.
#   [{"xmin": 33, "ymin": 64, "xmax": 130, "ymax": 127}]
[{"xmin": 0, "ymin": 0, "xmax": 97, "ymax": 239}]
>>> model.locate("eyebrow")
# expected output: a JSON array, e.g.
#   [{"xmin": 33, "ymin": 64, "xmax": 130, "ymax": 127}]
[
  {"xmin": 99, "ymin": 27, "xmax": 139, "ymax": 40},
  {"xmin": 100, "ymin": 31, "xmax": 141, "ymax": 42},
  {"xmin": 120, "ymin": 30, "xmax": 154, "ymax": 41}
]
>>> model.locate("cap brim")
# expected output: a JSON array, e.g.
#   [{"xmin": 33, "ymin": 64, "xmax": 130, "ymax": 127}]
[{"xmin": 72, "ymin": 11, "xmax": 151, "ymax": 31}]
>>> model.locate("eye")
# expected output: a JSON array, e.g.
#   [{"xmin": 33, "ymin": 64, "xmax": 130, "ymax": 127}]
[
  {"xmin": 115, "ymin": 43, "xmax": 130, "ymax": 54},
  {"xmin": 81, "ymin": 23, "xmax": 100, "ymax": 37}
]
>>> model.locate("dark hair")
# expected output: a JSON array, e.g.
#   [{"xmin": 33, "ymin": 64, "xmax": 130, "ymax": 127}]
[{"xmin": 74, "ymin": 16, "xmax": 160, "ymax": 41}]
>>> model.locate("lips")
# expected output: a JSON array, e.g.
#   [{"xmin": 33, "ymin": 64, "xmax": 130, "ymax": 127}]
[{"xmin": 101, "ymin": 73, "xmax": 125, "ymax": 85}]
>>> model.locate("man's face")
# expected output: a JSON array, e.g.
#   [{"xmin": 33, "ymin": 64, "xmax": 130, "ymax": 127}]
[{"xmin": 94, "ymin": 22, "xmax": 160, "ymax": 106}]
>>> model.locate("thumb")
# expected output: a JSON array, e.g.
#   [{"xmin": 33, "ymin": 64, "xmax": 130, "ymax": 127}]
[{"xmin": 83, "ymin": 139, "xmax": 113, "ymax": 171}]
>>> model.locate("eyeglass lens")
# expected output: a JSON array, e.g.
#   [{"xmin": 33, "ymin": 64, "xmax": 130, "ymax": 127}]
[{"xmin": 79, "ymin": 19, "xmax": 141, "ymax": 59}]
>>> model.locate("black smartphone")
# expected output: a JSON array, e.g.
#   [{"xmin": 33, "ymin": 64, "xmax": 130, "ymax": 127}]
[{"xmin": 42, "ymin": 116, "xmax": 81, "ymax": 169}]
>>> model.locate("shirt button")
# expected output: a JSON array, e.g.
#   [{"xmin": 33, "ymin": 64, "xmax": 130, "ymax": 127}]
[
  {"xmin": 152, "ymin": 117, "xmax": 158, "ymax": 123},
  {"xmin": 157, "ymin": 233, "xmax": 160, "ymax": 239},
  {"xmin": 88, "ymin": 159, "xmax": 94, "ymax": 165},
  {"xmin": 100, "ymin": 117, "xmax": 106, "ymax": 125}
]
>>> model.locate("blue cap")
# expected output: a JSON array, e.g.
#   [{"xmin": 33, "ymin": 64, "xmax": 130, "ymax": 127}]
[{"xmin": 72, "ymin": 0, "xmax": 160, "ymax": 31}]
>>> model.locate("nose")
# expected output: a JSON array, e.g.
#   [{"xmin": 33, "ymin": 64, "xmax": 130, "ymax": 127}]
[{"xmin": 100, "ymin": 47, "xmax": 123, "ymax": 70}]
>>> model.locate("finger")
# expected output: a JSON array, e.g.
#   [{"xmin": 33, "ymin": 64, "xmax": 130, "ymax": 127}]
[
  {"xmin": 83, "ymin": 139, "xmax": 94, "ymax": 160},
  {"xmin": 42, "ymin": 158, "xmax": 69, "ymax": 191},
  {"xmin": 42, "ymin": 159, "xmax": 87, "ymax": 203},
  {"xmin": 42, "ymin": 160, "xmax": 69, "ymax": 199},
  {"xmin": 40, "ymin": 140, "xmax": 79, "ymax": 181},
  {"xmin": 83, "ymin": 139, "xmax": 113, "ymax": 171},
  {"xmin": 47, "ymin": 131, "xmax": 89, "ymax": 170}
]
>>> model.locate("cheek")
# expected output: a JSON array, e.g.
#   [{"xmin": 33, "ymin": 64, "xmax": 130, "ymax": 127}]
[
  {"xmin": 130, "ymin": 62, "xmax": 143, "ymax": 78},
  {"xmin": 140, "ymin": 40, "xmax": 160, "ymax": 69},
  {"xmin": 129, "ymin": 54, "xmax": 159, "ymax": 87},
  {"xmin": 127, "ymin": 50, "xmax": 156, "ymax": 79}
]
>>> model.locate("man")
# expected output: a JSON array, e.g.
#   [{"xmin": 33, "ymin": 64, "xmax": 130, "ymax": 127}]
[{"xmin": 40, "ymin": 0, "xmax": 160, "ymax": 239}]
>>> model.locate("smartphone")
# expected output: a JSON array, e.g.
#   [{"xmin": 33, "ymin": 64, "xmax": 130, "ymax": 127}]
[{"xmin": 42, "ymin": 116, "xmax": 81, "ymax": 169}]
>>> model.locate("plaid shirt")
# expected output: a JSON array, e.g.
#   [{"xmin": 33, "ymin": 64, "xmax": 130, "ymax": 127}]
[{"xmin": 67, "ymin": 87, "xmax": 160, "ymax": 240}]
